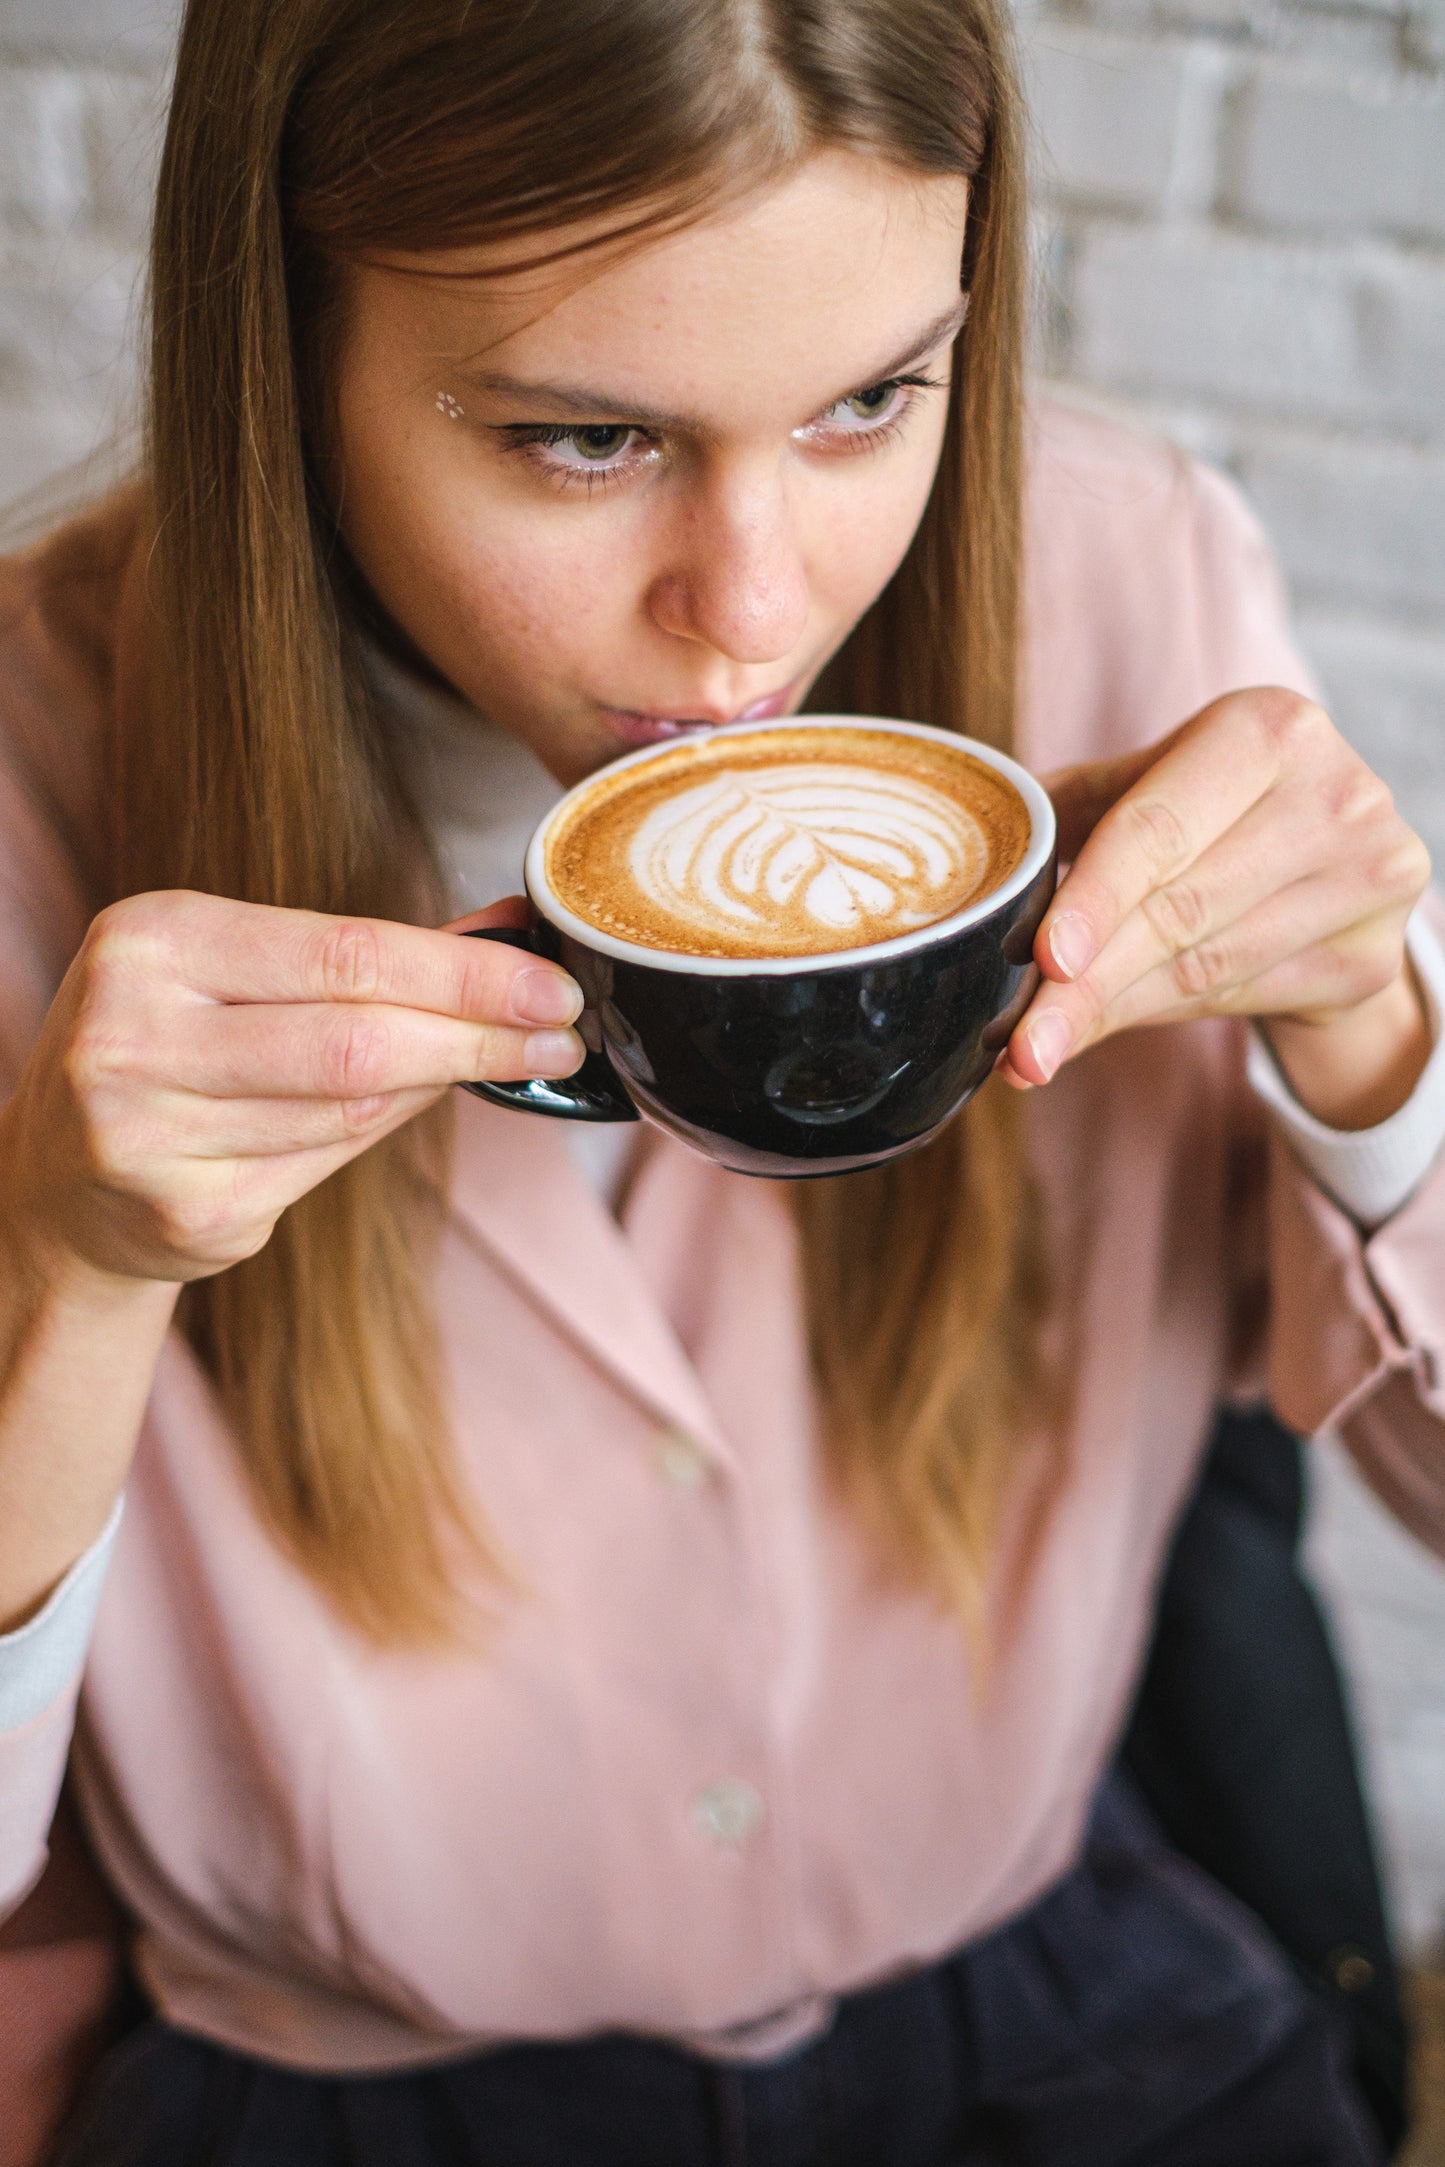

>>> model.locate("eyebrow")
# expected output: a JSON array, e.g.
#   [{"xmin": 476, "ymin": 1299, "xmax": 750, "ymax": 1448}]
[{"xmin": 455, "ymin": 297, "xmax": 969, "ymax": 431}]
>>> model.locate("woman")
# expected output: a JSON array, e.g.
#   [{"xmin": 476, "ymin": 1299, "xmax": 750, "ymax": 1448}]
[{"xmin": 0, "ymin": 0, "xmax": 1441, "ymax": 2160}]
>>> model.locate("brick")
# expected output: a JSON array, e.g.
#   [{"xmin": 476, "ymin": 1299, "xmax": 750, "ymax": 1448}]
[
  {"xmin": 1226, "ymin": 63, "xmax": 1445, "ymax": 241},
  {"xmin": 1067, "ymin": 224, "xmax": 1445, "ymax": 433},
  {"xmin": 1237, "ymin": 435, "xmax": 1445, "ymax": 620},
  {"xmin": 1294, "ymin": 613, "xmax": 1445, "ymax": 863},
  {"xmin": 0, "ymin": 68, "xmax": 88, "ymax": 235},
  {"xmin": 1023, "ymin": 27, "xmax": 1191, "ymax": 212},
  {"xmin": 0, "ymin": 0, "xmax": 180, "ymax": 65},
  {"xmin": 84, "ymin": 71, "xmax": 166, "ymax": 242}
]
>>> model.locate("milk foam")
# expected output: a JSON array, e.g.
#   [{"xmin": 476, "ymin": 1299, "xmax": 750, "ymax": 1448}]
[
  {"xmin": 543, "ymin": 723, "xmax": 1032, "ymax": 960},
  {"xmin": 625, "ymin": 762, "xmax": 992, "ymax": 945}
]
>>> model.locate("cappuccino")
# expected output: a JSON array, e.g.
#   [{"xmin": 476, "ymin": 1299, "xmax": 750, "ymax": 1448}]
[{"xmin": 544, "ymin": 724, "xmax": 1031, "ymax": 960}]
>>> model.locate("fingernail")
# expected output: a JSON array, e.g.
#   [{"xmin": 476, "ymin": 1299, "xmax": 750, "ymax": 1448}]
[
  {"xmin": 514, "ymin": 968, "xmax": 583, "ymax": 1026},
  {"xmin": 1048, "ymin": 913, "xmax": 1093, "ymax": 980},
  {"xmin": 1026, "ymin": 1011, "xmax": 1071, "ymax": 1082},
  {"xmin": 524, "ymin": 1029, "xmax": 584, "ymax": 1078}
]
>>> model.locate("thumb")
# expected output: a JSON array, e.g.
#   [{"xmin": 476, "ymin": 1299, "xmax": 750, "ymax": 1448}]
[{"xmin": 441, "ymin": 895, "xmax": 534, "ymax": 937}]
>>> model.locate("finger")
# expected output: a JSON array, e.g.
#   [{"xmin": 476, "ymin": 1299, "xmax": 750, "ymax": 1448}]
[
  {"xmin": 1035, "ymin": 817, "xmax": 1394, "ymax": 1057},
  {"xmin": 994, "ymin": 1047, "xmax": 1035, "ymax": 1091},
  {"xmin": 1009, "ymin": 882, "xmax": 1401, "ymax": 1081},
  {"xmin": 164, "ymin": 1001, "xmax": 584, "ymax": 1099},
  {"xmin": 442, "ymin": 896, "xmax": 533, "ymax": 936},
  {"xmin": 94, "ymin": 1087, "xmax": 449, "ymax": 1264},
  {"xmin": 100, "ymin": 1085, "xmax": 442, "ymax": 1173},
  {"xmin": 1035, "ymin": 696, "xmax": 1301, "ymax": 987},
  {"xmin": 1092, "ymin": 907, "xmax": 1404, "ymax": 1041},
  {"xmin": 175, "ymin": 1087, "xmax": 441, "ymax": 1158},
  {"xmin": 108, "ymin": 891, "xmax": 582, "ymax": 1027}
]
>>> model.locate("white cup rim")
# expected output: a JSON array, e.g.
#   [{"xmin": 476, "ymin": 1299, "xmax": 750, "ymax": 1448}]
[{"xmin": 524, "ymin": 714, "xmax": 1056, "ymax": 978}]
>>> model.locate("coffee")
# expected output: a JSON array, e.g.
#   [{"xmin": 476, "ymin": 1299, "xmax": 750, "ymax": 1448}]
[{"xmin": 544, "ymin": 723, "xmax": 1031, "ymax": 960}]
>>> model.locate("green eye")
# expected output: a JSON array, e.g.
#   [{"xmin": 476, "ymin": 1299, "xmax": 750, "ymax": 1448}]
[
  {"xmin": 571, "ymin": 425, "xmax": 634, "ymax": 461},
  {"xmin": 844, "ymin": 384, "xmax": 898, "ymax": 421}
]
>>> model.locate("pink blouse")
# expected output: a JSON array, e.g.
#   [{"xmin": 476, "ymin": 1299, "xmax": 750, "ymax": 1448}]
[{"xmin": 1, "ymin": 401, "xmax": 1443, "ymax": 2074}]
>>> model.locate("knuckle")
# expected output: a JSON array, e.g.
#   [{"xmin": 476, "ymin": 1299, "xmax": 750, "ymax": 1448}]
[
  {"xmin": 148, "ymin": 1163, "xmax": 274, "ymax": 1262},
  {"xmin": 61, "ymin": 1023, "xmax": 128, "ymax": 1102},
  {"xmin": 1118, "ymin": 793, "xmax": 1189, "ymax": 875},
  {"xmin": 1325, "ymin": 765, "xmax": 1392, "ymax": 830},
  {"xmin": 1143, "ymin": 876, "xmax": 1207, "ymax": 948},
  {"xmin": 1384, "ymin": 833, "xmax": 1432, "ymax": 903},
  {"xmin": 81, "ymin": 902, "xmax": 156, "ymax": 990},
  {"xmin": 1254, "ymin": 688, "xmax": 1324, "ymax": 760},
  {"xmin": 1366, "ymin": 840, "xmax": 1425, "ymax": 906},
  {"xmin": 1170, "ymin": 939, "xmax": 1231, "ymax": 1001},
  {"xmin": 314, "ymin": 918, "xmax": 383, "ymax": 1002},
  {"xmin": 322, "ymin": 1013, "xmax": 391, "ymax": 1097},
  {"xmin": 338, "ymin": 1092, "xmax": 392, "ymax": 1135},
  {"xmin": 149, "ymin": 1186, "xmax": 228, "ymax": 1256}
]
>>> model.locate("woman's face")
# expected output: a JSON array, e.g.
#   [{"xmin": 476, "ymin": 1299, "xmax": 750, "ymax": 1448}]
[{"xmin": 333, "ymin": 151, "xmax": 970, "ymax": 786}]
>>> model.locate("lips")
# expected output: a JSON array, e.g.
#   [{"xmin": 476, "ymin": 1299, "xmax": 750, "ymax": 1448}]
[{"xmin": 600, "ymin": 682, "xmax": 797, "ymax": 751}]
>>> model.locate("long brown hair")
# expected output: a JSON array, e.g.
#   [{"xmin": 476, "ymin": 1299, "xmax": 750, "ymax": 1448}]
[{"xmin": 125, "ymin": 0, "xmax": 1046, "ymax": 1642}]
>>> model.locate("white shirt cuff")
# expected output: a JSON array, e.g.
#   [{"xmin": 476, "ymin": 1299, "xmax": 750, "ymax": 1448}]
[
  {"xmin": 1246, "ymin": 910, "xmax": 1445, "ymax": 1230},
  {"xmin": 0, "ymin": 1496, "xmax": 123, "ymax": 1733}
]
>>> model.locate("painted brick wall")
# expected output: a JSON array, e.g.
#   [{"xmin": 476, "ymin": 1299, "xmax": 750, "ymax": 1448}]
[
  {"xmin": 1023, "ymin": 0, "xmax": 1445, "ymax": 869},
  {"xmin": 0, "ymin": 0, "xmax": 1442, "ymax": 1947}
]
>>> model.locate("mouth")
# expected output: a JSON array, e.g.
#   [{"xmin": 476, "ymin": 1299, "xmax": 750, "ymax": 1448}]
[{"xmin": 598, "ymin": 682, "xmax": 798, "ymax": 751}]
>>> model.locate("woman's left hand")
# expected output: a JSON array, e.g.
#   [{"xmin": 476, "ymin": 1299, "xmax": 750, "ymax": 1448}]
[{"xmin": 1002, "ymin": 687, "xmax": 1434, "ymax": 1130}]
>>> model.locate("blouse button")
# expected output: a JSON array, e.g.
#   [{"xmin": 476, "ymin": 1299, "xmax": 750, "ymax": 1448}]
[
  {"xmin": 692, "ymin": 1779, "xmax": 765, "ymax": 1848},
  {"xmin": 655, "ymin": 1427, "xmax": 712, "ymax": 1489}
]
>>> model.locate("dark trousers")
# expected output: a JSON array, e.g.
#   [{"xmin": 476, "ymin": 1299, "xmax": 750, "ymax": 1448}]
[
  {"xmin": 55, "ymin": 1777, "xmax": 1383, "ymax": 2167},
  {"xmin": 1123, "ymin": 1407, "xmax": 1410, "ymax": 2150}
]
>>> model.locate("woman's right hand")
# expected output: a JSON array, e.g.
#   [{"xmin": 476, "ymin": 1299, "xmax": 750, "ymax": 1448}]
[{"xmin": 0, "ymin": 888, "xmax": 584, "ymax": 1285}]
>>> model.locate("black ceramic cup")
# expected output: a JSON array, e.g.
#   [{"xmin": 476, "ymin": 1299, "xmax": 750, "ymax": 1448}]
[{"xmin": 461, "ymin": 716, "xmax": 1056, "ymax": 1178}]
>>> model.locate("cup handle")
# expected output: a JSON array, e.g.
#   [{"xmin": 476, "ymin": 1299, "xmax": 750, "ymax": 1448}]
[{"xmin": 457, "ymin": 925, "xmax": 639, "ymax": 1123}]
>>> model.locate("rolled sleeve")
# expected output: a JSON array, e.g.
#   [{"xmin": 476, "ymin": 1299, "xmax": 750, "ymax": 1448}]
[
  {"xmin": 1267, "ymin": 1107, "xmax": 1445, "ymax": 1556},
  {"xmin": 0, "ymin": 1499, "xmax": 121, "ymax": 1922},
  {"xmin": 0, "ymin": 1497, "xmax": 122, "ymax": 1735},
  {"xmin": 1247, "ymin": 910, "xmax": 1445, "ymax": 1229}
]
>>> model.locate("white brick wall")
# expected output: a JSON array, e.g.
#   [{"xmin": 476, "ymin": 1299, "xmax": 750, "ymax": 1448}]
[
  {"xmin": 1024, "ymin": 1, "xmax": 1445, "ymax": 838},
  {"xmin": 0, "ymin": 0, "xmax": 1441, "ymax": 1952},
  {"xmin": 1227, "ymin": 65, "xmax": 1445, "ymax": 238}
]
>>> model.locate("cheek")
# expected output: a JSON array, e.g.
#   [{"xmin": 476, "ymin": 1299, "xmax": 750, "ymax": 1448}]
[
  {"xmin": 443, "ymin": 515, "xmax": 624, "ymax": 658},
  {"xmin": 806, "ymin": 446, "xmax": 943, "ymax": 628},
  {"xmin": 357, "ymin": 435, "xmax": 634, "ymax": 681}
]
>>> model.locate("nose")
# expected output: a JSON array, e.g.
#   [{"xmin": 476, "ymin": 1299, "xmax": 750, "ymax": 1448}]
[{"xmin": 646, "ymin": 465, "xmax": 811, "ymax": 665}]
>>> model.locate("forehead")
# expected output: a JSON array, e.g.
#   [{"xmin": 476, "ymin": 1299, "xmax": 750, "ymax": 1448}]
[{"xmin": 355, "ymin": 150, "xmax": 969, "ymax": 421}]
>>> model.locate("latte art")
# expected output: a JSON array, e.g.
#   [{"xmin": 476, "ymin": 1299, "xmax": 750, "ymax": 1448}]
[
  {"xmin": 628, "ymin": 765, "xmax": 992, "ymax": 945},
  {"xmin": 544, "ymin": 723, "xmax": 1032, "ymax": 960}
]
